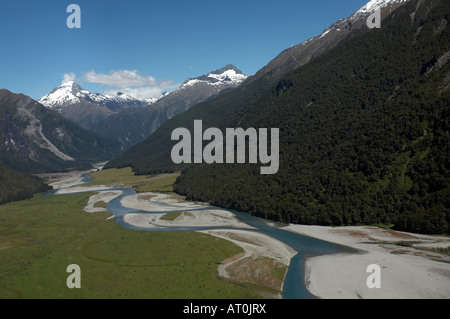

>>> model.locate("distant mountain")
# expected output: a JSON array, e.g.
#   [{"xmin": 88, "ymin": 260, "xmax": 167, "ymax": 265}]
[
  {"xmin": 107, "ymin": 0, "xmax": 450, "ymax": 234},
  {"xmin": 0, "ymin": 89, "xmax": 122, "ymax": 173},
  {"xmin": 39, "ymin": 81, "xmax": 155, "ymax": 130},
  {"xmin": 0, "ymin": 161, "xmax": 51, "ymax": 205},
  {"xmin": 92, "ymin": 65, "xmax": 248, "ymax": 148},
  {"xmin": 181, "ymin": 64, "xmax": 248, "ymax": 88}
]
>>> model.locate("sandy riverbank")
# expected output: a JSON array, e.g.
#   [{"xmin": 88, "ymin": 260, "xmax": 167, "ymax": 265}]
[
  {"xmin": 120, "ymin": 192, "xmax": 207, "ymax": 212},
  {"xmin": 83, "ymin": 190, "xmax": 123, "ymax": 214},
  {"xmin": 121, "ymin": 192, "xmax": 258, "ymax": 229},
  {"xmin": 282, "ymin": 224, "xmax": 450, "ymax": 299},
  {"xmin": 47, "ymin": 171, "xmax": 90, "ymax": 190},
  {"xmin": 202, "ymin": 229, "xmax": 297, "ymax": 298},
  {"xmin": 39, "ymin": 163, "xmax": 106, "ymax": 190},
  {"xmin": 123, "ymin": 209, "xmax": 254, "ymax": 229}
]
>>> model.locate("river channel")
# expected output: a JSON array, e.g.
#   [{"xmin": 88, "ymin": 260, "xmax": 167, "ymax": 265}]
[{"xmin": 52, "ymin": 173, "xmax": 356, "ymax": 299}]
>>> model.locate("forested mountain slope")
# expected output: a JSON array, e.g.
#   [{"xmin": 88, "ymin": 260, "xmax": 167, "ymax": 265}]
[
  {"xmin": 107, "ymin": 0, "xmax": 450, "ymax": 234},
  {"xmin": 0, "ymin": 162, "xmax": 50, "ymax": 205}
]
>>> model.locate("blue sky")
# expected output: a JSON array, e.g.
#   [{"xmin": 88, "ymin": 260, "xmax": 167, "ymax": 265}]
[{"xmin": 0, "ymin": 0, "xmax": 367, "ymax": 100}]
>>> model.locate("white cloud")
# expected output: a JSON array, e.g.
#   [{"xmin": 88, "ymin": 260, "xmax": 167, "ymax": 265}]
[
  {"xmin": 83, "ymin": 70, "xmax": 157, "ymax": 88},
  {"xmin": 81, "ymin": 69, "xmax": 180, "ymax": 100},
  {"xmin": 61, "ymin": 72, "xmax": 76, "ymax": 84}
]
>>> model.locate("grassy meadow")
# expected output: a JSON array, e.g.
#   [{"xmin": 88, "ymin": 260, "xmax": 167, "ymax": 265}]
[
  {"xmin": 89, "ymin": 167, "xmax": 180, "ymax": 193},
  {"xmin": 0, "ymin": 169, "xmax": 264, "ymax": 299}
]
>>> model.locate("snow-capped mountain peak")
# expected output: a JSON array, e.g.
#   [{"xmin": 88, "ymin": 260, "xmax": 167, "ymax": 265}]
[
  {"xmin": 313, "ymin": 0, "xmax": 411, "ymax": 45},
  {"xmin": 316, "ymin": 0, "xmax": 409, "ymax": 37},
  {"xmin": 39, "ymin": 81, "xmax": 153, "ymax": 111},
  {"xmin": 248, "ymin": 0, "xmax": 411, "ymax": 88},
  {"xmin": 60, "ymin": 80, "xmax": 81, "ymax": 91},
  {"xmin": 181, "ymin": 65, "xmax": 248, "ymax": 89},
  {"xmin": 39, "ymin": 81, "xmax": 89, "ymax": 108},
  {"xmin": 351, "ymin": 0, "xmax": 410, "ymax": 20},
  {"xmin": 208, "ymin": 69, "xmax": 247, "ymax": 83}
]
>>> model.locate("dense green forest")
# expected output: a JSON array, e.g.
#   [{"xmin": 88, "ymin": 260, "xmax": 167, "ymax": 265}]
[
  {"xmin": 0, "ymin": 162, "xmax": 51, "ymax": 205},
  {"xmin": 108, "ymin": 0, "xmax": 450, "ymax": 234}
]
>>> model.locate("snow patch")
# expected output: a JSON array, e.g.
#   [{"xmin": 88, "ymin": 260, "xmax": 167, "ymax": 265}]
[
  {"xmin": 351, "ymin": 0, "xmax": 410, "ymax": 20},
  {"xmin": 181, "ymin": 67, "xmax": 248, "ymax": 90}
]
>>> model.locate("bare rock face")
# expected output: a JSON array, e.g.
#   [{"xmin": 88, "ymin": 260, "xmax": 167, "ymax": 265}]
[{"xmin": 0, "ymin": 89, "xmax": 122, "ymax": 173}]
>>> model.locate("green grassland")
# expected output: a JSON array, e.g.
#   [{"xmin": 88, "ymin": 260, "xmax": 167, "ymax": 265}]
[
  {"xmin": 161, "ymin": 212, "xmax": 184, "ymax": 221},
  {"xmin": 90, "ymin": 167, "xmax": 180, "ymax": 193},
  {"xmin": 0, "ymin": 191, "xmax": 261, "ymax": 299},
  {"xmin": 93, "ymin": 201, "xmax": 107, "ymax": 209}
]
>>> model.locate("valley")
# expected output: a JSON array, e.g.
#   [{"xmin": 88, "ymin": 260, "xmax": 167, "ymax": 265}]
[
  {"xmin": 1, "ymin": 166, "xmax": 449, "ymax": 299},
  {"xmin": 0, "ymin": 168, "xmax": 261, "ymax": 299},
  {"xmin": 108, "ymin": 0, "xmax": 450, "ymax": 236},
  {"xmin": 1, "ymin": 0, "xmax": 449, "ymax": 301}
]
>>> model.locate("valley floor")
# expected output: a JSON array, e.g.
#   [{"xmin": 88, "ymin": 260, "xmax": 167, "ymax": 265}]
[
  {"xmin": 120, "ymin": 191, "xmax": 450, "ymax": 299},
  {"xmin": 45, "ymin": 167, "xmax": 450, "ymax": 299},
  {"xmin": 46, "ymin": 168, "xmax": 292, "ymax": 297},
  {"xmin": 120, "ymin": 193, "xmax": 297, "ymax": 297}
]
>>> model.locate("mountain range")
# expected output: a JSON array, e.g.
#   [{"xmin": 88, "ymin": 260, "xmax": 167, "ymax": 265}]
[
  {"xmin": 106, "ymin": 0, "xmax": 450, "ymax": 234},
  {"xmin": 39, "ymin": 81, "xmax": 157, "ymax": 131},
  {"xmin": 0, "ymin": 66, "xmax": 248, "ymax": 204},
  {"xmin": 91, "ymin": 64, "xmax": 248, "ymax": 148},
  {"xmin": 39, "ymin": 65, "xmax": 248, "ymax": 148}
]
